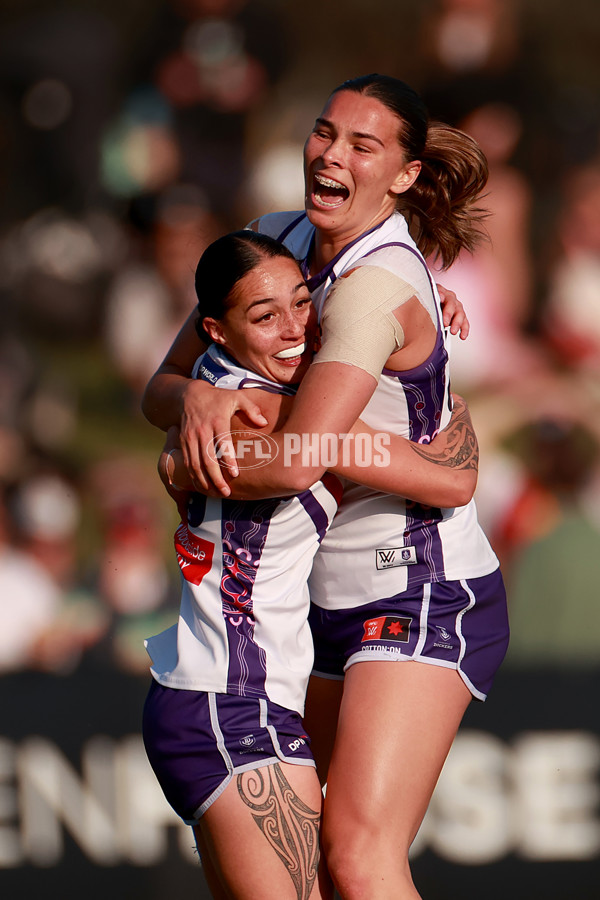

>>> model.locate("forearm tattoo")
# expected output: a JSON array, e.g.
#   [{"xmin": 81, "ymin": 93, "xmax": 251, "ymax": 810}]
[
  {"xmin": 410, "ymin": 398, "xmax": 479, "ymax": 470},
  {"xmin": 237, "ymin": 764, "xmax": 320, "ymax": 900}
]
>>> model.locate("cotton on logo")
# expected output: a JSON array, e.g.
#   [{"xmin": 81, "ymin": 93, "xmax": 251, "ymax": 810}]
[{"xmin": 206, "ymin": 430, "xmax": 279, "ymax": 470}]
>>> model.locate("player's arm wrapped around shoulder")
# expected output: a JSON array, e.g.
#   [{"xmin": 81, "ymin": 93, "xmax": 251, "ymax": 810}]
[{"xmin": 331, "ymin": 394, "xmax": 479, "ymax": 508}]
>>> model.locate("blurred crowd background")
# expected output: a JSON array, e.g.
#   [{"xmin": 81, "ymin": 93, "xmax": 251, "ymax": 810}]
[{"xmin": 1, "ymin": 0, "xmax": 600, "ymax": 681}]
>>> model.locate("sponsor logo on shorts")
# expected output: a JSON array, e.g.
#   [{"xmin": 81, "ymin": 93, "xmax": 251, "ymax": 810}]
[
  {"xmin": 375, "ymin": 546, "xmax": 417, "ymax": 569},
  {"xmin": 361, "ymin": 615, "xmax": 412, "ymax": 643},
  {"xmin": 360, "ymin": 645, "xmax": 403, "ymax": 658},
  {"xmin": 239, "ymin": 734, "xmax": 256, "ymax": 748},
  {"xmin": 287, "ymin": 736, "xmax": 308, "ymax": 753}
]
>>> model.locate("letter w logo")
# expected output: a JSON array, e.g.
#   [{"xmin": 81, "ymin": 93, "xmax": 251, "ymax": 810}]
[{"xmin": 377, "ymin": 550, "xmax": 395, "ymax": 565}]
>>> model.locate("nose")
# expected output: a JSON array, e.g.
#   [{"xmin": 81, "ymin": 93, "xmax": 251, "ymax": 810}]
[
  {"xmin": 282, "ymin": 309, "xmax": 306, "ymax": 340},
  {"xmin": 321, "ymin": 136, "xmax": 343, "ymax": 167}
]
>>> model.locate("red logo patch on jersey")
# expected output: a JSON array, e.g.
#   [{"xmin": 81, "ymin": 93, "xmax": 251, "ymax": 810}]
[
  {"xmin": 175, "ymin": 523, "xmax": 214, "ymax": 586},
  {"xmin": 361, "ymin": 615, "xmax": 412, "ymax": 643}
]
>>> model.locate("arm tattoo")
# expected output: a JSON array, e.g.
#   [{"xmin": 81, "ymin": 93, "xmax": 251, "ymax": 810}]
[
  {"xmin": 237, "ymin": 764, "xmax": 320, "ymax": 900},
  {"xmin": 410, "ymin": 397, "xmax": 479, "ymax": 470}
]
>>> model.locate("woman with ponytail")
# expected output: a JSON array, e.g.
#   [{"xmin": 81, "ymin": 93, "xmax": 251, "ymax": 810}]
[{"xmin": 143, "ymin": 74, "xmax": 508, "ymax": 899}]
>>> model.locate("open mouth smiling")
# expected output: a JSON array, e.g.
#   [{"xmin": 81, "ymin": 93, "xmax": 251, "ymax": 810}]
[{"xmin": 312, "ymin": 172, "xmax": 349, "ymax": 208}]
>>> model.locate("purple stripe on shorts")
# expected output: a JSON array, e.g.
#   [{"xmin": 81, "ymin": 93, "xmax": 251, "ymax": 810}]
[{"xmin": 455, "ymin": 570, "xmax": 509, "ymax": 697}]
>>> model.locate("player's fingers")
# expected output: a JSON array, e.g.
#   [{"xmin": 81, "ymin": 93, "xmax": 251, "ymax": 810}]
[
  {"xmin": 458, "ymin": 317, "xmax": 470, "ymax": 340},
  {"xmin": 180, "ymin": 427, "xmax": 227, "ymax": 496},
  {"xmin": 235, "ymin": 394, "xmax": 268, "ymax": 427},
  {"xmin": 437, "ymin": 284, "xmax": 471, "ymax": 337},
  {"xmin": 199, "ymin": 421, "xmax": 236, "ymax": 495}
]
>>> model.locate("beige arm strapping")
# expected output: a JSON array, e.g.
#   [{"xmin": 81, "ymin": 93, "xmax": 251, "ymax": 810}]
[{"xmin": 312, "ymin": 266, "xmax": 416, "ymax": 380}]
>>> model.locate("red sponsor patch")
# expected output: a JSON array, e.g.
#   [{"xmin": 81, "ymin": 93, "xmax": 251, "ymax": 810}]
[
  {"xmin": 174, "ymin": 522, "xmax": 214, "ymax": 586},
  {"xmin": 361, "ymin": 615, "xmax": 411, "ymax": 643}
]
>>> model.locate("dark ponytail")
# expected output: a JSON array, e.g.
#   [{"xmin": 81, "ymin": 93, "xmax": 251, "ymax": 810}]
[
  {"xmin": 194, "ymin": 230, "xmax": 297, "ymax": 342},
  {"xmin": 332, "ymin": 74, "xmax": 489, "ymax": 268}
]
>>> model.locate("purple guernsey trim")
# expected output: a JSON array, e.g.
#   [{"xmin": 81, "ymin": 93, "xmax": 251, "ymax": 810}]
[
  {"xmin": 198, "ymin": 347, "xmax": 297, "ymax": 397},
  {"xmin": 382, "ymin": 329, "xmax": 448, "ymax": 380},
  {"xmin": 276, "ymin": 212, "xmax": 306, "ymax": 244},
  {"xmin": 297, "ymin": 490, "xmax": 330, "ymax": 543},
  {"xmin": 237, "ymin": 377, "xmax": 297, "ymax": 397},
  {"xmin": 280, "ymin": 214, "xmax": 394, "ymax": 293},
  {"xmin": 382, "ymin": 329, "xmax": 449, "ymax": 588},
  {"xmin": 220, "ymin": 498, "xmax": 282, "ymax": 698},
  {"xmin": 405, "ymin": 344, "xmax": 447, "ymax": 586}
]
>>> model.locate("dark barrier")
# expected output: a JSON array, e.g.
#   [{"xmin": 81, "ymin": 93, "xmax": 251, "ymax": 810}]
[{"xmin": 1, "ymin": 666, "xmax": 599, "ymax": 899}]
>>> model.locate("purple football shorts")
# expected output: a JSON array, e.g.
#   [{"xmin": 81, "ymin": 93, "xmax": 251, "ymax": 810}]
[
  {"xmin": 309, "ymin": 568, "xmax": 509, "ymax": 700},
  {"xmin": 142, "ymin": 681, "xmax": 315, "ymax": 824}
]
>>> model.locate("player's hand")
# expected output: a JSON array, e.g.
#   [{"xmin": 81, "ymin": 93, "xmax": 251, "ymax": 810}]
[
  {"xmin": 437, "ymin": 284, "xmax": 470, "ymax": 340},
  {"xmin": 179, "ymin": 380, "xmax": 268, "ymax": 497}
]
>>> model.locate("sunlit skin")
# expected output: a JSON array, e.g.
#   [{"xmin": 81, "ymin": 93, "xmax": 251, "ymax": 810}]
[
  {"xmin": 203, "ymin": 255, "xmax": 318, "ymax": 386},
  {"xmin": 304, "ymin": 90, "xmax": 422, "ymax": 271}
]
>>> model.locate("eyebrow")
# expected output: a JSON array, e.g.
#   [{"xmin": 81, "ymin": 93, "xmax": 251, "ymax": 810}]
[
  {"xmin": 246, "ymin": 282, "xmax": 308, "ymax": 311},
  {"xmin": 315, "ymin": 117, "xmax": 385, "ymax": 148}
]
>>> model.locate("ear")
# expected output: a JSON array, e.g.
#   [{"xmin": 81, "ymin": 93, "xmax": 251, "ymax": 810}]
[
  {"xmin": 390, "ymin": 160, "xmax": 421, "ymax": 196},
  {"xmin": 202, "ymin": 317, "xmax": 227, "ymax": 344}
]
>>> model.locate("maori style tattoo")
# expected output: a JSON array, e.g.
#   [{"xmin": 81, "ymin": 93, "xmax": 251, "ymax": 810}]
[
  {"xmin": 410, "ymin": 396, "xmax": 479, "ymax": 470},
  {"xmin": 237, "ymin": 764, "xmax": 320, "ymax": 900}
]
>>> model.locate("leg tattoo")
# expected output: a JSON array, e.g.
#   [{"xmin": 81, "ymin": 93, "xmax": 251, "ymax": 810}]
[{"xmin": 237, "ymin": 764, "xmax": 321, "ymax": 900}]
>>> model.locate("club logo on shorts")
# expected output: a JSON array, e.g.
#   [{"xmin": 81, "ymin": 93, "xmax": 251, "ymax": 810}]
[
  {"xmin": 240, "ymin": 734, "xmax": 256, "ymax": 748},
  {"xmin": 375, "ymin": 546, "xmax": 417, "ymax": 569},
  {"xmin": 361, "ymin": 615, "xmax": 412, "ymax": 643},
  {"xmin": 434, "ymin": 625, "xmax": 454, "ymax": 650}
]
